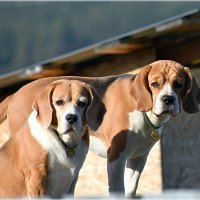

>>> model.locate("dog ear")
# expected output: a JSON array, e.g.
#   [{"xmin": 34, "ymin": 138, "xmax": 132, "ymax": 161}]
[
  {"xmin": 32, "ymin": 84, "xmax": 55, "ymax": 128},
  {"xmin": 130, "ymin": 65, "xmax": 152, "ymax": 112},
  {"xmin": 182, "ymin": 67, "xmax": 200, "ymax": 114},
  {"xmin": 86, "ymin": 85, "xmax": 106, "ymax": 131}
]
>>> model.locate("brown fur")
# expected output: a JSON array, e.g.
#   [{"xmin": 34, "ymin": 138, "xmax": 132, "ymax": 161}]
[
  {"xmin": 0, "ymin": 122, "xmax": 48, "ymax": 198},
  {"xmin": 0, "ymin": 60, "xmax": 199, "ymax": 197},
  {"xmin": 0, "ymin": 79, "xmax": 105, "ymax": 198},
  {"xmin": 1, "ymin": 61, "xmax": 200, "ymax": 150}
]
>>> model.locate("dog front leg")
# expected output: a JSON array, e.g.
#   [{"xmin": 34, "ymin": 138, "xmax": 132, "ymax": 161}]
[
  {"xmin": 68, "ymin": 173, "xmax": 79, "ymax": 195},
  {"xmin": 25, "ymin": 164, "xmax": 47, "ymax": 198},
  {"xmin": 124, "ymin": 154, "xmax": 148, "ymax": 198},
  {"xmin": 107, "ymin": 154, "xmax": 126, "ymax": 196}
]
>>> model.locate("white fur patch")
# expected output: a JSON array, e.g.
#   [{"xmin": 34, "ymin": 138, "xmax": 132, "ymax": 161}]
[
  {"xmin": 129, "ymin": 110, "xmax": 144, "ymax": 133},
  {"xmin": 155, "ymin": 83, "xmax": 179, "ymax": 116},
  {"xmin": 127, "ymin": 110, "xmax": 167, "ymax": 158},
  {"xmin": 56, "ymin": 103, "xmax": 83, "ymax": 135},
  {"xmin": 28, "ymin": 110, "xmax": 70, "ymax": 167},
  {"xmin": 28, "ymin": 110, "xmax": 88, "ymax": 197},
  {"xmin": 89, "ymin": 136, "xmax": 107, "ymax": 158}
]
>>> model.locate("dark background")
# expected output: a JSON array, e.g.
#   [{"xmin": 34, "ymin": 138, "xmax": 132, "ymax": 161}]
[{"xmin": 0, "ymin": 1, "xmax": 200, "ymax": 74}]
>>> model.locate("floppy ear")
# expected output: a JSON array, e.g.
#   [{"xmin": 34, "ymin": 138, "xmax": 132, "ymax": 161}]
[
  {"xmin": 86, "ymin": 85, "xmax": 106, "ymax": 131},
  {"xmin": 32, "ymin": 84, "xmax": 55, "ymax": 128},
  {"xmin": 182, "ymin": 67, "xmax": 200, "ymax": 114},
  {"xmin": 130, "ymin": 65, "xmax": 152, "ymax": 112}
]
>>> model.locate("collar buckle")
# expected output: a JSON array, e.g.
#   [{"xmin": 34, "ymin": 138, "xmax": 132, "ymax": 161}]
[
  {"xmin": 151, "ymin": 130, "xmax": 160, "ymax": 142},
  {"xmin": 66, "ymin": 147, "xmax": 76, "ymax": 157},
  {"xmin": 142, "ymin": 112, "xmax": 162, "ymax": 142}
]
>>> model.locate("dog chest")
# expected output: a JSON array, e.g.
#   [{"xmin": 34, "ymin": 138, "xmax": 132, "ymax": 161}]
[
  {"xmin": 45, "ymin": 160, "xmax": 75, "ymax": 198},
  {"xmin": 127, "ymin": 111, "xmax": 156, "ymax": 158},
  {"xmin": 28, "ymin": 111, "xmax": 81, "ymax": 197},
  {"xmin": 45, "ymin": 141, "xmax": 88, "ymax": 198}
]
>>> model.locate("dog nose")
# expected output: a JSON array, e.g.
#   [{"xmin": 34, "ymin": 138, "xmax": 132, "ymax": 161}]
[
  {"xmin": 66, "ymin": 114, "xmax": 78, "ymax": 124},
  {"xmin": 162, "ymin": 95, "xmax": 175, "ymax": 105}
]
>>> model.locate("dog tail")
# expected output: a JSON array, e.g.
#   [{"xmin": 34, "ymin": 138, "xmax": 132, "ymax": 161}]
[{"xmin": 0, "ymin": 95, "xmax": 13, "ymax": 123}]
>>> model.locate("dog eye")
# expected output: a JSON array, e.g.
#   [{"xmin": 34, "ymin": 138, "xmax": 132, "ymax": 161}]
[
  {"xmin": 174, "ymin": 81, "xmax": 183, "ymax": 88},
  {"xmin": 55, "ymin": 99, "xmax": 64, "ymax": 106},
  {"xmin": 151, "ymin": 82, "xmax": 159, "ymax": 88},
  {"xmin": 77, "ymin": 100, "xmax": 86, "ymax": 107}
]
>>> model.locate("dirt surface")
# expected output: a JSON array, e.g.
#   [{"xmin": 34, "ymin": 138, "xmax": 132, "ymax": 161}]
[{"xmin": 75, "ymin": 141, "xmax": 162, "ymax": 197}]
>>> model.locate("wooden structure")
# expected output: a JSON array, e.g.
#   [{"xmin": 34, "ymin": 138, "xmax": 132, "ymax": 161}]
[
  {"xmin": 1, "ymin": 9, "xmax": 200, "ymax": 196},
  {"xmin": 1, "ymin": 9, "xmax": 200, "ymax": 98}
]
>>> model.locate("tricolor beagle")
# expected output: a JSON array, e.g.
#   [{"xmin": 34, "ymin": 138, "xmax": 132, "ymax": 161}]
[
  {"xmin": 0, "ymin": 60, "xmax": 200, "ymax": 197},
  {"xmin": 0, "ymin": 79, "xmax": 105, "ymax": 198}
]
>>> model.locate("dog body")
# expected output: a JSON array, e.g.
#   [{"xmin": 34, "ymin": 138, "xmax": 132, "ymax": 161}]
[
  {"xmin": 0, "ymin": 80, "xmax": 105, "ymax": 198},
  {"xmin": 27, "ymin": 109, "xmax": 88, "ymax": 197},
  {"xmin": 1, "ymin": 60, "xmax": 200, "ymax": 197},
  {"xmin": 0, "ymin": 113, "xmax": 87, "ymax": 198}
]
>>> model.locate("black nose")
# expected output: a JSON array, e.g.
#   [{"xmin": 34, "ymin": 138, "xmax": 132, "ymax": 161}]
[
  {"xmin": 66, "ymin": 114, "xmax": 78, "ymax": 124},
  {"xmin": 162, "ymin": 95, "xmax": 175, "ymax": 105}
]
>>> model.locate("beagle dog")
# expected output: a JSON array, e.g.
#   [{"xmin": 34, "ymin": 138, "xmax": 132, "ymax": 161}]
[
  {"xmin": 0, "ymin": 79, "xmax": 105, "ymax": 198},
  {"xmin": 0, "ymin": 60, "xmax": 200, "ymax": 197}
]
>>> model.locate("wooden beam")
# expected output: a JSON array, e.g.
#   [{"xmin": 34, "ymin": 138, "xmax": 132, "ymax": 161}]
[
  {"xmin": 156, "ymin": 35, "xmax": 200, "ymax": 65},
  {"xmin": 71, "ymin": 47, "xmax": 157, "ymax": 77}
]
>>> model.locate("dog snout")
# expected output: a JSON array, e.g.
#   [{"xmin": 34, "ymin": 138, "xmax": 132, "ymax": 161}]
[
  {"xmin": 162, "ymin": 95, "xmax": 175, "ymax": 105},
  {"xmin": 66, "ymin": 114, "xmax": 78, "ymax": 124}
]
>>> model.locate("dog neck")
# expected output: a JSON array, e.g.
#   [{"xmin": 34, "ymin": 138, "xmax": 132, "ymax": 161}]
[
  {"xmin": 51, "ymin": 128, "xmax": 79, "ymax": 157},
  {"xmin": 144, "ymin": 111, "xmax": 171, "ymax": 129},
  {"xmin": 129, "ymin": 110, "xmax": 171, "ymax": 142},
  {"xmin": 143, "ymin": 111, "xmax": 171, "ymax": 141}
]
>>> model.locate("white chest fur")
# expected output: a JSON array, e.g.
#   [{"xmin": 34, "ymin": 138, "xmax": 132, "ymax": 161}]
[
  {"xmin": 28, "ymin": 111, "xmax": 88, "ymax": 197},
  {"xmin": 127, "ymin": 110, "xmax": 159, "ymax": 158},
  {"xmin": 89, "ymin": 135, "xmax": 107, "ymax": 158},
  {"xmin": 45, "ymin": 141, "xmax": 88, "ymax": 198}
]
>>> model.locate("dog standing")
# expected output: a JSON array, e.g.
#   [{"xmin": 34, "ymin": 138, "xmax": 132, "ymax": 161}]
[
  {"xmin": 0, "ymin": 79, "xmax": 105, "ymax": 198},
  {"xmin": 0, "ymin": 60, "xmax": 200, "ymax": 197}
]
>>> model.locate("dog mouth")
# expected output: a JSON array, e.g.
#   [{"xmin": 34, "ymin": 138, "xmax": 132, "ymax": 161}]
[
  {"xmin": 52, "ymin": 128, "xmax": 79, "ymax": 149},
  {"xmin": 57, "ymin": 128, "xmax": 79, "ymax": 141},
  {"xmin": 65, "ymin": 127, "xmax": 75, "ymax": 133},
  {"xmin": 154, "ymin": 110, "xmax": 178, "ymax": 117},
  {"xmin": 52, "ymin": 127, "xmax": 76, "ymax": 135}
]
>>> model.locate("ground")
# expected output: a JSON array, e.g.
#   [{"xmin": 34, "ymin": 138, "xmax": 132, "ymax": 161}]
[{"xmin": 75, "ymin": 141, "xmax": 162, "ymax": 197}]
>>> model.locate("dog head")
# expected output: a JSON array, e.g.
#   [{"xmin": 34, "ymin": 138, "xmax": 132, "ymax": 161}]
[
  {"xmin": 130, "ymin": 60, "xmax": 200, "ymax": 118},
  {"xmin": 32, "ymin": 79, "xmax": 106, "ymax": 146}
]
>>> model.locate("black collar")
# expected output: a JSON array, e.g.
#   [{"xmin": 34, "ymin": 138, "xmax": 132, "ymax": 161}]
[
  {"xmin": 52, "ymin": 129, "xmax": 78, "ymax": 156},
  {"xmin": 142, "ymin": 112, "xmax": 163, "ymax": 130},
  {"xmin": 142, "ymin": 112, "xmax": 163, "ymax": 142}
]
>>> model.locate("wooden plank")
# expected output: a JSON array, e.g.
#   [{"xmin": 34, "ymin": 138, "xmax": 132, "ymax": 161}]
[{"xmin": 156, "ymin": 36, "xmax": 200, "ymax": 65}]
